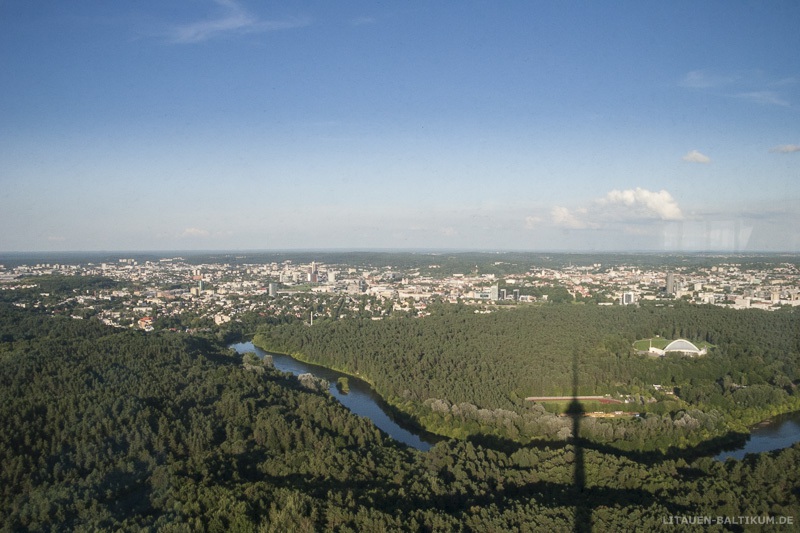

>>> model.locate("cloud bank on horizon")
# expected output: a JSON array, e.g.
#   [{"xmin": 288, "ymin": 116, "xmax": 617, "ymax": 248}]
[
  {"xmin": 548, "ymin": 188, "xmax": 682, "ymax": 231},
  {"xmin": 0, "ymin": 1, "xmax": 798, "ymax": 252}
]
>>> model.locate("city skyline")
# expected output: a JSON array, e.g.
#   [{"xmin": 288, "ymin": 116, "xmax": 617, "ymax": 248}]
[{"xmin": 2, "ymin": 1, "xmax": 799, "ymax": 252}]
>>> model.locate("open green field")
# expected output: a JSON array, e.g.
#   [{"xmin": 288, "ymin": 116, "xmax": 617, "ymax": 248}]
[{"xmin": 535, "ymin": 400, "xmax": 639, "ymax": 415}]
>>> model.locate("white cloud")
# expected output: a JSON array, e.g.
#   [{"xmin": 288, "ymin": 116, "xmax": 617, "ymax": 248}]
[
  {"xmin": 351, "ymin": 16, "xmax": 377, "ymax": 26},
  {"xmin": 551, "ymin": 206, "xmax": 591, "ymax": 229},
  {"xmin": 180, "ymin": 227, "xmax": 211, "ymax": 238},
  {"xmin": 598, "ymin": 188, "xmax": 683, "ymax": 221},
  {"xmin": 736, "ymin": 91, "xmax": 789, "ymax": 107},
  {"xmin": 769, "ymin": 144, "xmax": 800, "ymax": 153},
  {"xmin": 682, "ymin": 150, "xmax": 710, "ymax": 164},
  {"xmin": 524, "ymin": 216, "xmax": 541, "ymax": 230},
  {"xmin": 770, "ymin": 76, "xmax": 800, "ymax": 87},
  {"xmin": 679, "ymin": 70, "xmax": 737, "ymax": 89},
  {"xmin": 171, "ymin": 0, "xmax": 309, "ymax": 43},
  {"xmin": 547, "ymin": 187, "xmax": 684, "ymax": 232},
  {"xmin": 680, "ymin": 70, "xmax": 793, "ymax": 107}
]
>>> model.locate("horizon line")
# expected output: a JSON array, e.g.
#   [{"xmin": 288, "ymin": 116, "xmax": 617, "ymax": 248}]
[{"xmin": 2, "ymin": 248, "xmax": 800, "ymax": 257}]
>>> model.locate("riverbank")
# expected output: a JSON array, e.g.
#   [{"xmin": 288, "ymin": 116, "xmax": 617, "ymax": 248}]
[
  {"xmin": 251, "ymin": 334, "xmax": 379, "ymax": 387},
  {"xmin": 243, "ymin": 337, "xmax": 800, "ymax": 460},
  {"xmin": 715, "ymin": 410, "xmax": 800, "ymax": 461},
  {"xmin": 249, "ymin": 334, "xmax": 447, "ymax": 441},
  {"xmin": 235, "ymin": 340, "xmax": 441, "ymax": 451}
]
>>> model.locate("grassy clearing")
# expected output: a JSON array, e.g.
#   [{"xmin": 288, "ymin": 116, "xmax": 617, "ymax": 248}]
[
  {"xmin": 633, "ymin": 337, "xmax": 669, "ymax": 351},
  {"xmin": 538, "ymin": 400, "xmax": 639, "ymax": 415}
]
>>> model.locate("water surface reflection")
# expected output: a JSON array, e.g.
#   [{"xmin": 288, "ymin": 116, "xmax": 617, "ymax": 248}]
[{"xmin": 231, "ymin": 342, "xmax": 437, "ymax": 451}]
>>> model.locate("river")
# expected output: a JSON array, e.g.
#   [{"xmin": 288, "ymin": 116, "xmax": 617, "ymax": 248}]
[
  {"xmin": 231, "ymin": 342, "xmax": 800, "ymax": 459},
  {"xmin": 714, "ymin": 411, "xmax": 800, "ymax": 461},
  {"xmin": 231, "ymin": 342, "xmax": 438, "ymax": 451}
]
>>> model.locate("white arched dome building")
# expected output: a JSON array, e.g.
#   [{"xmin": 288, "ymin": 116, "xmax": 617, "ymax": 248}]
[{"xmin": 647, "ymin": 339, "xmax": 707, "ymax": 357}]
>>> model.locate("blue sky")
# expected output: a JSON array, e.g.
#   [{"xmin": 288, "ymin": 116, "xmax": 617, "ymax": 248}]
[{"xmin": 1, "ymin": 1, "xmax": 798, "ymax": 252}]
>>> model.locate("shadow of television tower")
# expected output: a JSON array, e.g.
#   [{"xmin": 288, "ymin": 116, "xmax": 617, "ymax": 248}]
[{"xmin": 566, "ymin": 351, "xmax": 592, "ymax": 533}]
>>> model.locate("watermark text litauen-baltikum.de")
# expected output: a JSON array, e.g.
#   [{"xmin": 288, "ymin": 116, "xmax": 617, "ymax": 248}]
[{"xmin": 663, "ymin": 515, "xmax": 794, "ymax": 526}]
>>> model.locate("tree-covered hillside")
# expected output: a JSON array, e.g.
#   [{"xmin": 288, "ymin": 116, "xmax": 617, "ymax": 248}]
[
  {"xmin": 254, "ymin": 303, "xmax": 800, "ymax": 448},
  {"xmin": 2, "ymin": 303, "xmax": 800, "ymax": 531}
]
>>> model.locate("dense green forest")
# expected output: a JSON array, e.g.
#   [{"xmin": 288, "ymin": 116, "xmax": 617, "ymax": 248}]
[
  {"xmin": 3, "ymin": 303, "xmax": 800, "ymax": 530},
  {"xmin": 253, "ymin": 303, "xmax": 800, "ymax": 450}
]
